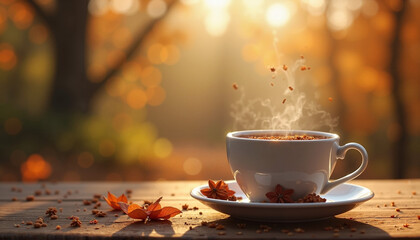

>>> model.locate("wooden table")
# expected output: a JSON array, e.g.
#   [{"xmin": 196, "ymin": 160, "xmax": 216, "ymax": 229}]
[{"xmin": 0, "ymin": 180, "xmax": 418, "ymax": 239}]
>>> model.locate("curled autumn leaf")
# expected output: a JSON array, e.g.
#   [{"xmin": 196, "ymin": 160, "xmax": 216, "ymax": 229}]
[
  {"xmin": 200, "ymin": 180, "xmax": 235, "ymax": 200},
  {"xmin": 119, "ymin": 197, "xmax": 181, "ymax": 222},
  {"xmin": 103, "ymin": 192, "xmax": 128, "ymax": 210}
]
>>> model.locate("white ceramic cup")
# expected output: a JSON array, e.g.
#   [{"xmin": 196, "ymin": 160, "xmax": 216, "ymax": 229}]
[{"xmin": 226, "ymin": 130, "xmax": 368, "ymax": 202}]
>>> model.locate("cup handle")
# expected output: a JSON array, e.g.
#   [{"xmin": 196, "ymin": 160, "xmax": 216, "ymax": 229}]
[{"xmin": 321, "ymin": 143, "xmax": 368, "ymax": 194}]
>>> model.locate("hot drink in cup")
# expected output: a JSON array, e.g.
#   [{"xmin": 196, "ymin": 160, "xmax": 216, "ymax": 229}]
[{"xmin": 226, "ymin": 130, "xmax": 368, "ymax": 202}]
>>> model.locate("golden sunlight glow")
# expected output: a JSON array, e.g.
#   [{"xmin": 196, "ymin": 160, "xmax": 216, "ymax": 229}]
[
  {"xmin": 204, "ymin": 0, "xmax": 231, "ymax": 9},
  {"xmin": 88, "ymin": 0, "xmax": 108, "ymax": 16},
  {"xmin": 110, "ymin": 0, "xmax": 139, "ymax": 15},
  {"xmin": 183, "ymin": 157, "xmax": 202, "ymax": 175},
  {"xmin": 153, "ymin": 138, "xmax": 172, "ymax": 158},
  {"xmin": 205, "ymin": 10, "xmax": 230, "ymax": 37},
  {"xmin": 147, "ymin": 0, "xmax": 167, "ymax": 18},
  {"xmin": 302, "ymin": 0, "xmax": 326, "ymax": 16},
  {"xmin": 327, "ymin": 9, "xmax": 353, "ymax": 31},
  {"xmin": 266, "ymin": 3, "xmax": 291, "ymax": 27},
  {"xmin": 181, "ymin": 0, "xmax": 200, "ymax": 5}
]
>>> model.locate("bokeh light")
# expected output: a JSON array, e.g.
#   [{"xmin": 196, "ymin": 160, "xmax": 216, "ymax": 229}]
[
  {"xmin": 153, "ymin": 138, "xmax": 172, "ymax": 158},
  {"xmin": 110, "ymin": 0, "xmax": 139, "ymax": 15},
  {"xmin": 0, "ymin": 43, "xmax": 17, "ymax": 70},
  {"xmin": 204, "ymin": 10, "xmax": 230, "ymax": 37},
  {"xmin": 266, "ymin": 3, "xmax": 292, "ymax": 27},
  {"xmin": 9, "ymin": 2, "xmax": 34, "ymax": 29},
  {"xmin": 126, "ymin": 88, "xmax": 148, "ymax": 109},
  {"xmin": 21, "ymin": 154, "xmax": 52, "ymax": 182},
  {"xmin": 147, "ymin": 0, "xmax": 167, "ymax": 18},
  {"xmin": 183, "ymin": 157, "xmax": 202, "ymax": 175}
]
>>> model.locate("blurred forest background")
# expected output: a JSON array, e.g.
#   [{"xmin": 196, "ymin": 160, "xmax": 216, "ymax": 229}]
[{"xmin": 0, "ymin": 0, "xmax": 419, "ymax": 182}]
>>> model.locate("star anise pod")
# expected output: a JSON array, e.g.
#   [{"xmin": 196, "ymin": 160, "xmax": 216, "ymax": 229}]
[
  {"xmin": 200, "ymin": 180, "xmax": 235, "ymax": 200},
  {"xmin": 265, "ymin": 184, "xmax": 294, "ymax": 203}
]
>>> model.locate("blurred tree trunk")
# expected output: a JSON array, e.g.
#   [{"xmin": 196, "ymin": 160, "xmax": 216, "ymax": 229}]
[
  {"xmin": 389, "ymin": 1, "xmax": 408, "ymax": 178},
  {"xmin": 26, "ymin": 0, "xmax": 176, "ymax": 114},
  {"xmin": 50, "ymin": 0, "xmax": 90, "ymax": 113}
]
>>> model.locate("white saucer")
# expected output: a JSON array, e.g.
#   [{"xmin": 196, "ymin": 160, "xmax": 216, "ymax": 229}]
[{"xmin": 191, "ymin": 180, "xmax": 374, "ymax": 222}]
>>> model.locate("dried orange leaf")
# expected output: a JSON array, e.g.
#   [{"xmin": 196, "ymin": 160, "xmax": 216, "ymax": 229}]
[
  {"xmin": 119, "ymin": 197, "xmax": 181, "ymax": 222},
  {"xmin": 104, "ymin": 192, "xmax": 128, "ymax": 210},
  {"xmin": 156, "ymin": 207, "xmax": 182, "ymax": 219}
]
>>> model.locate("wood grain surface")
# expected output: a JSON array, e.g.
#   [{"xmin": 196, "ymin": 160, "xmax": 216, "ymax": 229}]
[{"xmin": 0, "ymin": 180, "xmax": 419, "ymax": 239}]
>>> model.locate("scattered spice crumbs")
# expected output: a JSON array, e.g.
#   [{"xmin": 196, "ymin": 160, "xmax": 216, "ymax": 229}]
[
  {"xmin": 96, "ymin": 211, "xmax": 107, "ymax": 217},
  {"xmin": 83, "ymin": 200, "xmax": 91, "ymax": 205},
  {"xmin": 26, "ymin": 195, "xmax": 35, "ymax": 201},
  {"xmin": 12, "ymin": 197, "xmax": 17, "ymax": 201},
  {"xmin": 216, "ymin": 224, "xmax": 225, "ymax": 230},
  {"xmin": 182, "ymin": 204, "xmax": 188, "ymax": 210},
  {"xmin": 34, "ymin": 190, "xmax": 42, "ymax": 196},
  {"xmin": 283, "ymin": 64, "xmax": 288, "ymax": 71},
  {"xmin": 288, "ymin": 86, "xmax": 294, "ymax": 91},
  {"xmin": 70, "ymin": 217, "xmax": 82, "ymax": 227},
  {"xmin": 237, "ymin": 223, "xmax": 246, "ymax": 229},
  {"xmin": 56, "ymin": 225, "xmax": 61, "ymax": 230},
  {"xmin": 270, "ymin": 67, "xmax": 275, "ymax": 72},
  {"xmin": 46, "ymin": 207, "xmax": 58, "ymax": 216},
  {"xmin": 90, "ymin": 219, "xmax": 98, "ymax": 224},
  {"xmin": 396, "ymin": 208, "xmax": 401, "ymax": 212},
  {"xmin": 93, "ymin": 194, "xmax": 102, "ymax": 199},
  {"xmin": 403, "ymin": 223, "xmax": 409, "ymax": 228},
  {"xmin": 328, "ymin": 97, "xmax": 333, "ymax": 102},
  {"xmin": 232, "ymin": 83, "xmax": 238, "ymax": 90},
  {"xmin": 282, "ymin": 98, "xmax": 286, "ymax": 104},
  {"xmin": 300, "ymin": 66, "xmax": 307, "ymax": 71}
]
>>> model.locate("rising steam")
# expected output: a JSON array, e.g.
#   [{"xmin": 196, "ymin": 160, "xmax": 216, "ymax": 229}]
[{"xmin": 231, "ymin": 57, "xmax": 338, "ymax": 132}]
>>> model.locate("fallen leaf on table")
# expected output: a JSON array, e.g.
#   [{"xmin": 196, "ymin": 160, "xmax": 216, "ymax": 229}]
[
  {"xmin": 119, "ymin": 197, "xmax": 181, "ymax": 222},
  {"xmin": 103, "ymin": 192, "xmax": 128, "ymax": 210}
]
